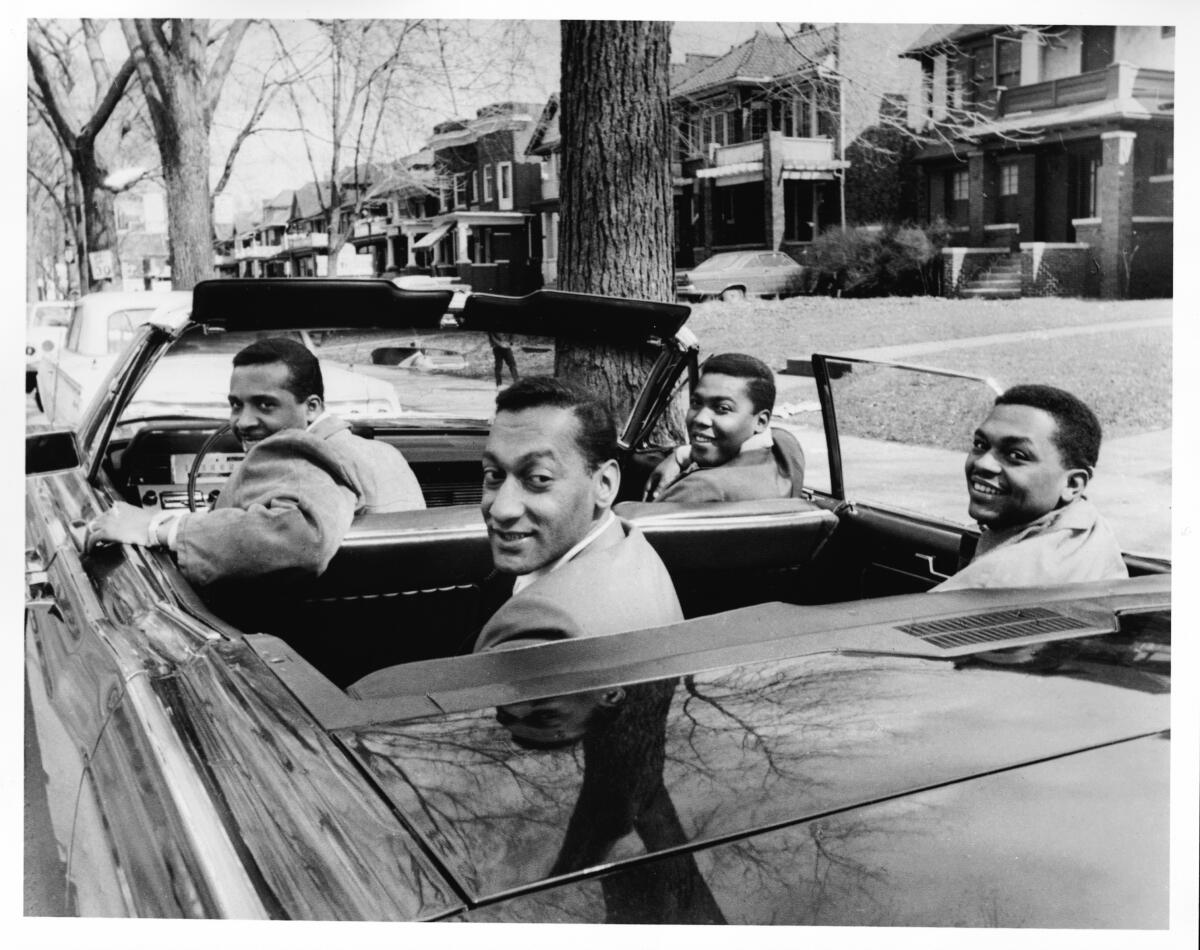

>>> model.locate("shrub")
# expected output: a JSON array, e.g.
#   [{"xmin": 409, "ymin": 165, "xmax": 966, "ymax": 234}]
[{"xmin": 808, "ymin": 223, "xmax": 946, "ymax": 297}]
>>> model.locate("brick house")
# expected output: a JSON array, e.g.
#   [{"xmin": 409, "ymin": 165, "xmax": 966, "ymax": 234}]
[
  {"xmin": 671, "ymin": 25, "xmax": 928, "ymax": 269},
  {"xmin": 904, "ymin": 24, "xmax": 1174, "ymax": 298},
  {"xmin": 525, "ymin": 95, "xmax": 560, "ymax": 288},
  {"xmin": 407, "ymin": 101, "xmax": 545, "ymax": 295}
]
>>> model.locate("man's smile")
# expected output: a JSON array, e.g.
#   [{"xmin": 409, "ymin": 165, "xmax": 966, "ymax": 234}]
[{"xmin": 969, "ymin": 477, "xmax": 1005, "ymax": 496}]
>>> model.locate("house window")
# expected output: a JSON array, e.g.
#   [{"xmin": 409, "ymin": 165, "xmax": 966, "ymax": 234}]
[
  {"xmin": 483, "ymin": 165, "xmax": 495, "ymax": 202},
  {"xmin": 497, "ymin": 162, "xmax": 513, "ymax": 210},
  {"xmin": 998, "ymin": 162, "xmax": 1018, "ymax": 196},
  {"xmin": 1068, "ymin": 151, "xmax": 1099, "ymax": 219},
  {"xmin": 1081, "ymin": 26, "xmax": 1115, "ymax": 73},
  {"xmin": 996, "ymin": 161, "xmax": 1019, "ymax": 223},
  {"xmin": 945, "ymin": 168, "xmax": 969, "ymax": 225},
  {"xmin": 454, "ymin": 174, "xmax": 468, "ymax": 208},
  {"xmin": 747, "ymin": 103, "xmax": 768, "ymax": 141},
  {"xmin": 702, "ymin": 112, "xmax": 728, "ymax": 147},
  {"xmin": 472, "ymin": 171, "xmax": 480, "ymax": 204},
  {"xmin": 993, "ymin": 36, "xmax": 1021, "ymax": 89},
  {"xmin": 1152, "ymin": 140, "xmax": 1174, "ymax": 176}
]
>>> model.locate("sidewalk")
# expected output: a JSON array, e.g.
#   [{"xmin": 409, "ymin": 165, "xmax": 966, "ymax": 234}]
[{"xmin": 837, "ymin": 316, "xmax": 1172, "ymax": 363}]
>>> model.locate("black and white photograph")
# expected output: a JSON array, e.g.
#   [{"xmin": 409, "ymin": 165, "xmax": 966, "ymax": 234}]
[{"xmin": 15, "ymin": 1, "xmax": 1196, "ymax": 944}]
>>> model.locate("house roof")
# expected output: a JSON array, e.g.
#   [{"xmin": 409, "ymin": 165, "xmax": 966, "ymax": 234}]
[
  {"xmin": 902, "ymin": 24, "xmax": 1006, "ymax": 57},
  {"xmin": 260, "ymin": 190, "xmax": 294, "ymax": 228},
  {"xmin": 292, "ymin": 181, "xmax": 332, "ymax": 220},
  {"xmin": 525, "ymin": 94, "xmax": 560, "ymax": 155},
  {"xmin": 671, "ymin": 28, "xmax": 834, "ymax": 98}
]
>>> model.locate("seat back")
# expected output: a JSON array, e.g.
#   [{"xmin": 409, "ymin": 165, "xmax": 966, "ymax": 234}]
[{"xmin": 617, "ymin": 498, "xmax": 839, "ymax": 617}]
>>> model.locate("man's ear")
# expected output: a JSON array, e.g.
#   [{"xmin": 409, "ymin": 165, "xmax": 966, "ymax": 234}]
[
  {"xmin": 598, "ymin": 687, "xmax": 626, "ymax": 708},
  {"xmin": 592, "ymin": 458, "xmax": 621, "ymax": 512},
  {"xmin": 752, "ymin": 407, "xmax": 772, "ymax": 434},
  {"xmin": 1060, "ymin": 467, "xmax": 1091, "ymax": 504},
  {"xmin": 303, "ymin": 394, "xmax": 324, "ymax": 424}
]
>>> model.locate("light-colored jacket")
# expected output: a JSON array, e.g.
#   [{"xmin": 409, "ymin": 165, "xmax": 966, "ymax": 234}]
[
  {"xmin": 176, "ymin": 414, "xmax": 423, "ymax": 587},
  {"xmin": 932, "ymin": 496, "xmax": 1128, "ymax": 591},
  {"xmin": 654, "ymin": 427, "xmax": 806, "ymax": 504},
  {"xmin": 474, "ymin": 518, "xmax": 684, "ymax": 652}
]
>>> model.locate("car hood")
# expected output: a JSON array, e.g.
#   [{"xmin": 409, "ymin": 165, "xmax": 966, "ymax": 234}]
[{"xmin": 331, "ymin": 593, "xmax": 1168, "ymax": 911}]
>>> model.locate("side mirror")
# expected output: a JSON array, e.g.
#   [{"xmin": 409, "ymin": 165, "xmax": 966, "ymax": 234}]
[{"xmin": 27, "ymin": 429, "xmax": 82, "ymax": 476}]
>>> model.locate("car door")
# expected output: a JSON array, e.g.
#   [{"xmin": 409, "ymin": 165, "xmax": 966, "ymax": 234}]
[{"xmin": 812, "ymin": 354, "xmax": 1001, "ymax": 595}]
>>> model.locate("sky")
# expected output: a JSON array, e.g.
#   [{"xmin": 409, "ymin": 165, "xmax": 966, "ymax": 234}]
[{"xmin": 214, "ymin": 18, "xmax": 814, "ymax": 210}]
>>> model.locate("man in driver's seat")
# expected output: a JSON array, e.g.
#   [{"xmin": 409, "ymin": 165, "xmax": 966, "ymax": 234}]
[{"xmin": 89, "ymin": 336, "xmax": 424, "ymax": 589}]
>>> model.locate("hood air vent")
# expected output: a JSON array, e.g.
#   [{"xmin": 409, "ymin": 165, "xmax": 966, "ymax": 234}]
[{"xmin": 896, "ymin": 606, "xmax": 1093, "ymax": 650}]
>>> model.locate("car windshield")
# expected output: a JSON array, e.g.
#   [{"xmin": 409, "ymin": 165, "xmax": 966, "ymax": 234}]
[
  {"xmin": 691, "ymin": 253, "xmax": 750, "ymax": 272},
  {"xmin": 31, "ymin": 305, "xmax": 72, "ymax": 327},
  {"xmin": 118, "ymin": 322, "xmax": 555, "ymax": 427}
]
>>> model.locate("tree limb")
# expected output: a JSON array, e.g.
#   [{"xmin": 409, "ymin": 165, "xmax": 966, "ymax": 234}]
[
  {"xmin": 205, "ymin": 19, "xmax": 251, "ymax": 121},
  {"xmin": 27, "ymin": 41, "xmax": 77, "ymax": 149},
  {"xmin": 82, "ymin": 54, "xmax": 137, "ymax": 142}
]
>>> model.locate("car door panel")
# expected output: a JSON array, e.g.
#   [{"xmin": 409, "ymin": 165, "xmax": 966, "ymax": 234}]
[{"xmin": 833, "ymin": 503, "xmax": 969, "ymax": 597}]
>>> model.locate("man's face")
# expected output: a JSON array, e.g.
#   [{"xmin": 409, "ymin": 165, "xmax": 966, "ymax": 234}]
[
  {"xmin": 495, "ymin": 689, "xmax": 619, "ymax": 748},
  {"xmin": 481, "ymin": 406, "xmax": 618, "ymax": 575},
  {"xmin": 965, "ymin": 403, "xmax": 1085, "ymax": 530},
  {"xmin": 687, "ymin": 372, "xmax": 769, "ymax": 468},
  {"xmin": 228, "ymin": 362, "xmax": 318, "ymax": 449}
]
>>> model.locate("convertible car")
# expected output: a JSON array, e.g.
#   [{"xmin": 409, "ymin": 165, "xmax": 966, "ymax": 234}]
[{"xmin": 25, "ymin": 279, "xmax": 1170, "ymax": 924}]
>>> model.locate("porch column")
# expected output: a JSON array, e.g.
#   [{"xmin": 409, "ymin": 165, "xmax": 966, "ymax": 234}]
[
  {"xmin": 967, "ymin": 149, "xmax": 986, "ymax": 245},
  {"xmin": 1098, "ymin": 130, "xmax": 1137, "ymax": 299},
  {"xmin": 763, "ymin": 131, "xmax": 786, "ymax": 249},
  {"xmin": 455, "ymin": 223, "xmax": 471, "ymax": 263},
  {"xmin": 405, "ymin": 234, "xmax": 417, "ymax": 267},
  {"xmin": 383, "ymin": 235, "xmax": 396, "ymax": 270},
  {"xmin": 701, "ymin": 178, "xmax": 716, "ymax": 253}
]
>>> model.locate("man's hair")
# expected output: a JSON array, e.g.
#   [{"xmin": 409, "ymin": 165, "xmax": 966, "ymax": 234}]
[
  {"xmin": 495, "ymin": 376, "xmax": 618, "ymax": 470},
  {"xmin": 994, "ymin": 384, "xmax": 1102, "ymax": 470},
  {"xmin": 700, "ymin": 352, "xmax": 776, "ymax": 413},
  {"xmin": 232, "ymin": 337, "xmax": 324, "ymax": 402}
]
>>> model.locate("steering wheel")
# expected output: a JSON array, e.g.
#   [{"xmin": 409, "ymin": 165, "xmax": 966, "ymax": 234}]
[{"xmin": 187, "ymin": 423, "xmax": 233, "ymax": 513}]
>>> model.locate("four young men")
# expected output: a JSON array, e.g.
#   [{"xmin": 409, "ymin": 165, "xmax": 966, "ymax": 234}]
[{"xmin": 91, "ymin": 331, "xmax": 1129, "ymax": 689}]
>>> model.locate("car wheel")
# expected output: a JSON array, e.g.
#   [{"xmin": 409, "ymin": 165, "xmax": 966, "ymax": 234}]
[{"xmin": 720, "ymin": 287, "xmax": 746, "ymax": 302}]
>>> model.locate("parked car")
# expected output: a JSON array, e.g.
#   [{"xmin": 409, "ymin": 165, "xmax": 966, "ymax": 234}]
[
  {"xmin": 26, "ymin": 301, "xmax": 74, "ymax": 399},
  {"xmin": 35, "ymin": 289, "xmax": 403, "ymax": 428},
  {"xmin": 675, "ymin": 250, "xmax": 808, "ymax": 302},
  {"xmin": 25, "ymin": 279, "xmax": 1170, "ymax": 924}
]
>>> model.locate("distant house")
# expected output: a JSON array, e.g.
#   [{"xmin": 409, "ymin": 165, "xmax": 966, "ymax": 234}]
[
  {"xmin": 671, "ymin": 25, "xmax": 926, "ymax": 268},
  {"xmin": 283, "ymin": 182, "xmax": 332, "ymax": 277},
  {"xmin": 413, "ymin": 101, "xmax": 545, "ymax": 295},
  {"xmin": 525, "ymin": 95, "xmax": 560, "ymax": 287},
  {"xmin": 903, "ymin": 24, "xmax": 1174, "ymax": 298},
  {"xmin": 361, "ymin": 151, "xmax": 441, "ymax": 275}
]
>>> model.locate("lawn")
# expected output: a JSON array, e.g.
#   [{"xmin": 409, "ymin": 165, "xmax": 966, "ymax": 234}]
[{"xmin": 685, "ymin": 296, "xmax": 1173, "ymax": 436}]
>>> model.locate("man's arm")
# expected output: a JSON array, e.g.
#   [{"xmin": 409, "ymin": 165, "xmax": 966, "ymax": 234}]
[{"xmin": 174, "ymin": 432, "xmax": 357, "ymax": 587}]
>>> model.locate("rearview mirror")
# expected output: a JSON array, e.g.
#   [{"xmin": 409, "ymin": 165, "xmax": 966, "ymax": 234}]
[{"xmin": 26, "ymin": 429, "xmax": 82, "ymax": 476}]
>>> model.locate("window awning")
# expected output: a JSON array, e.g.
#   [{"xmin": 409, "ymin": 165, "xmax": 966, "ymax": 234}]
[
  {"xmin": 780, "ymin": 160, "xmax": 849, "ymax": 181},
  {"xmin": 412, "ymin": 222, "xmax": 452, "ymax": 250},
  {"xmin": 695, "ymin": 161, "xmax": 763, "ymax": 179}
]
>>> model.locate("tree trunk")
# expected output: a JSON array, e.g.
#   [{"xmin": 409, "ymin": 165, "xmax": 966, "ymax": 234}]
[
  {"xmin": 74, "ymin": 149, "xmax": 119, "ymax": 292},
  {"xmin": 160, "ymin": 98, "xmax": 215, "ymax": 289},
  {"xmin": 557, "ymin": 21, "xmax": 685, "ymax": 442}
]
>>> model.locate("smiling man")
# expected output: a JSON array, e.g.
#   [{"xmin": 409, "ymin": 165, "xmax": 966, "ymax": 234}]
[
  {"xmin": 933, "ymin": 384, "xmax": 1127, "ymax": 591},
  {"xmin": 474, "ymin": 376, "xmax": 683, "ymax": 650},
  {"xmin": 88, "ymin": 337, "xmax": 423, "ymax": 589},
  {"xmin": 643, "ymin": 352, "xmax": 805, "ymax": 503}
]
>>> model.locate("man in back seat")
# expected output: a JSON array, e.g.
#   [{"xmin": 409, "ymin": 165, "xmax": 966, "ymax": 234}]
[
  {"xmin": 474, "ymin": 377, "xmax": 683, "ymax": 654},
  {"xmin": 88, "ymin": 336, "xmax": 424, "ymax": 590},
  {"xmin": 643, "ymin": 352, "xmax": 805, "ymax": 504}
]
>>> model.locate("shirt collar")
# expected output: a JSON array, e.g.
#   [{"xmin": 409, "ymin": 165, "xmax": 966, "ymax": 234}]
[
  {"xmin": 512, "ymin": 510, "xmax": 617, "ymax": 595},
  {"xmin": 738, "ymin": 429, "xmax": 774, "ymax": 454},
  {"xmin": 307, "ymin": 409, "xmax": 333, "ymax": 431}
]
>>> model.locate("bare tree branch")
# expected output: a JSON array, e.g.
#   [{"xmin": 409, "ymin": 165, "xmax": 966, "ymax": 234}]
[{"xmin": 205, "ymin": 19, "xmax": 251, "ymax": 121}]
